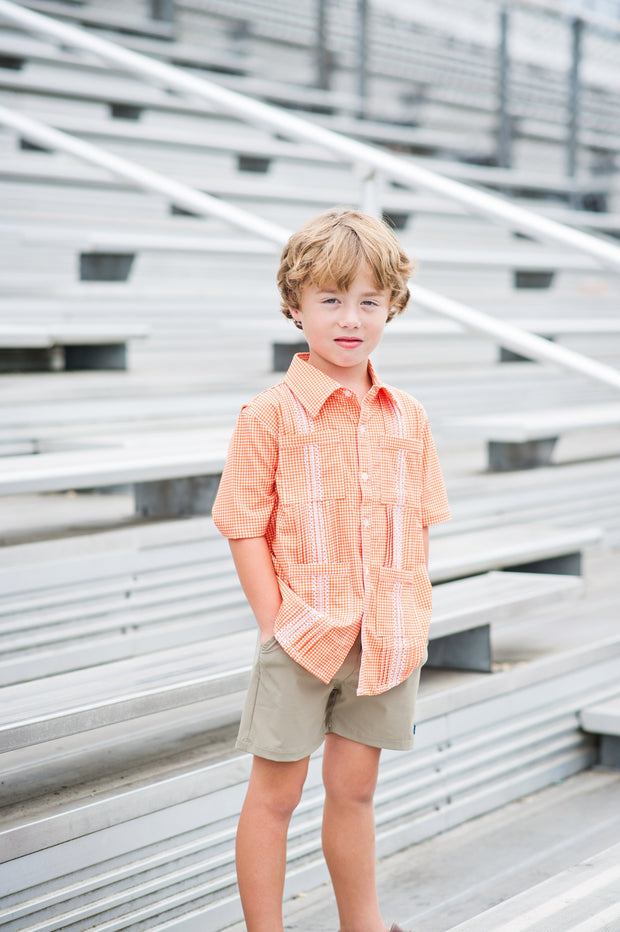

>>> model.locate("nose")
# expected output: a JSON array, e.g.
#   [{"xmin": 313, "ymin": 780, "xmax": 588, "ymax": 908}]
[{"xmin": 338, "ymin": 301, "xmax": 361, "ymax": 327}]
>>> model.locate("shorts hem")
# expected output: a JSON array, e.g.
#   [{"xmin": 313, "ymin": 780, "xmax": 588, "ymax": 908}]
[
  {"xmin": 327, "ymin": 726, "xmax": 415, "ymax": 752},
  {"xmin": 235, "ymin": 736, "xmax": 323, "ymax": 762}
]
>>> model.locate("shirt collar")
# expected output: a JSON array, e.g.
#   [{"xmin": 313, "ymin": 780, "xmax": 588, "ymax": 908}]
[{"xmin": 284, "ymin": 353, "xmax": 399, "ymax": 418}]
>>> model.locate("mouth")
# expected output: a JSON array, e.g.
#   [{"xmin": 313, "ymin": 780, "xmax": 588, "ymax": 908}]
[{"xmin": 334, "ymin": 337, "xmax": 363, "ymax": 347}]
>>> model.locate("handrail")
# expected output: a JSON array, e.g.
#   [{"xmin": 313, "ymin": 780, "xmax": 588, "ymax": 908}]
[
  {"xmin": 408, "ymin": 286, "xmax": 620, "ymax": 391},
  {"xmin": 2, "ymin": 103, "xmax": 620, "ymax": 392},
  {"xmin": 0, "ymin": 0, "xmax": 619, "ymax": 393},
  {"xmin": 1, "ymin": 1, "xmax": 620, "ymax": 273}
]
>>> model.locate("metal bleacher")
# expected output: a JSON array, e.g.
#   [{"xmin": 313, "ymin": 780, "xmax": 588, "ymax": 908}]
[{"xmin": 1, "ymin": 1, "xmax": 620, "ymax": 930}]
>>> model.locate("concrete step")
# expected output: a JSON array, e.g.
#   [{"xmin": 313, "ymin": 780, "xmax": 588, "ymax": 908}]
[
  {"xmin": 273, "ymin": 768, "xmax": 620, "ymax": 932},
  {"xmin": 446, "ymin": 841, "xmax": 620, "ymax": 931}
]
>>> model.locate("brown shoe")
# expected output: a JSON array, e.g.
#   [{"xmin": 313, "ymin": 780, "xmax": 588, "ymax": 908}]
[{"xmin": 390, "ymin": 924, "xmax": 411, "ymax": 932}]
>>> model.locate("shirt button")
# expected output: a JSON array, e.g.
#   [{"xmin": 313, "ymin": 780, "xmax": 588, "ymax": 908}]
[
  {"xmin": 363, "ymin": 518, "xmax": 370, "ymax": 528},
  {"xmin": 361, "ymin": 472, "xmax": 368, "ymax": 482},
  {"xmin": 344, "ymin": 390, "xmax": 352, "ymax": 398},
  {"xmin": 359, "ymin": 425, "xmax": 366, "ymax": 434},
  {"xmin": 364, "ymin": 566, "xmax": 370, "ymax": 575}
]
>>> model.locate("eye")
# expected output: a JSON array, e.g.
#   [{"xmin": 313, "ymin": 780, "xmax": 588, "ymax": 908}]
[{"xmin": 322, "ymin": 297, "xmax": 339, "ymax": 305}]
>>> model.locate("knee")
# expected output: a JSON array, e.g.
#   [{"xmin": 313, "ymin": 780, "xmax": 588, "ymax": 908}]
[
  {"xmin": 247, "ymin": 760, "xmax": 307, "ymax": 822},
  {"xmin": 264, "ymin": 779, "xmax": 305, "ymax": 820},
  {"xmin": 324, "ymin": 769, "xmax": 377, "ymax": 808}
]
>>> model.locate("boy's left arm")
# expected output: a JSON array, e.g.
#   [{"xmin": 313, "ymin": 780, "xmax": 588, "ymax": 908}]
[{"xmin": 419, "ymin": 409, "xmax": 450, "ymax": 563}]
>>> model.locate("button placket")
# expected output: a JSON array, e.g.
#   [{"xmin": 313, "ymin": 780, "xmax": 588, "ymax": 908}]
[{"xmin": 358, "ymin": 407, "xmax": 373, "ymax": 605}]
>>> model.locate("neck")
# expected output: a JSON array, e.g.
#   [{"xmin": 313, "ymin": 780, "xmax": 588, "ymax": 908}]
[
  {"xmin": 306, "ymin": 353, "xmax": 373, "ymax": 400},
  {"xmin": 346, "ymin": 371, "xmax": 373, "ymax": 403}
]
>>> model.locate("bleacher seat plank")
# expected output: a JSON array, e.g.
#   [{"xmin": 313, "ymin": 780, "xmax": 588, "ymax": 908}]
[
  {"xmin": 580, "ymin": 696, "xmax": 620, "ymax": 738},
  {"xmin": 0, "ymin": 436, "xmax": 229, "ymax": 517},
  {"xmin": 0, "ymin": 323, "xmax": 148, "ymax": 348},
  {"xmin": 426, "ymin": 569, "xmax": 582, "ymax": 671},
  {"xmin": 449, "ymin": 403, "xmax": 620, "ymax": 470},
  {"xmin": 429, "ymin": 522, "xmax": 599, "ymax": 580},
  {"xmin": 579, "ymin": 695, "xmax": 620, "ymax": 768},
  {"xmin": 0, "ymin": 323, "xmax": 148, "ymax": 371},
  {"xmin": 451, "ymin": 403, "xmax": 620, "ymax": 443},
  {"xmin": 0, "ymin": 443, "xmax": 227, "ymax": 493},
  {"xmin": 446, "ymin": 841, "xmax": 620, "ymax": 931}
]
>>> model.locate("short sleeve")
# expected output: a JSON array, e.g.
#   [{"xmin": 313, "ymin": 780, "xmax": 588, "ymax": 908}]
[
  {"xmin": 420, "ymin": 413, "xmax": 451, "ymax": 527},
  {"xmin": 212, "ymin": 408, "xmax": 278, "ymax": 539}
]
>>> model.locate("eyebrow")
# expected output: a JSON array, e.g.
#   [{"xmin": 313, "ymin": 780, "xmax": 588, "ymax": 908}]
[{"xmin": 317, "ymin": 287, "xmax": 384, "ymax": 297}]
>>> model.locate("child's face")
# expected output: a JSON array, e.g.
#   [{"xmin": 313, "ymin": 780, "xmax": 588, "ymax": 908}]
[{"xmin": 289, "ymin": 263, "xmax": 391, "ymax": 385}]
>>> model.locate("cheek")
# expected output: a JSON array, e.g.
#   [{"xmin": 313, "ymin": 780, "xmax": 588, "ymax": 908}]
[{"xmin": 371, "ymin": 317, "xmax": 388, "ymax": 339}]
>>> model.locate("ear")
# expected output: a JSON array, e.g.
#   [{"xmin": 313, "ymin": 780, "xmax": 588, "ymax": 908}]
[{"xmin": 289, "ymin": 305, "xmax": 302, "ymax": 323}]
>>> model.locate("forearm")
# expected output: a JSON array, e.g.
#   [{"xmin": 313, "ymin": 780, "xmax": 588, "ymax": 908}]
[{"xmin": 229, "ymin": 536, "xmax": 282, "ymax": 640}]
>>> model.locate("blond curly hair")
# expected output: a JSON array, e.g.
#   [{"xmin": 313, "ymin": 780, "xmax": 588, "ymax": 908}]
[{"xmin": 278, "ymin": 207, "xmax": 414, "ymax": 330}]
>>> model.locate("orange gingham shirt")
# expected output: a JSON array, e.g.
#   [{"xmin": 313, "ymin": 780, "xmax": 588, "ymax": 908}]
[{"xmin": 212, "ymin": 353, "xmax": 450, "ymax": 695}]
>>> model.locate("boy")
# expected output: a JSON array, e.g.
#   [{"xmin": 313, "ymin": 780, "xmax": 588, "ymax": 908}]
[{"xmin": 212, "ymin": 208, "xmax": 450, "ymax": 932}]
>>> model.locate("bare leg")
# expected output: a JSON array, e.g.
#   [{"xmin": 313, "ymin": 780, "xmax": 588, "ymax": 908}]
[
  {"xmin": 322, "ymin": 733, "xmax": 387, "ymax": 932},
  {"xmin": 236, "ymin": 754, "xmax": 309, "ymax": 932}
]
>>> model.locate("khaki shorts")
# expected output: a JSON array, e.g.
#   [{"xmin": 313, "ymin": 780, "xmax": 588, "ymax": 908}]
[{"xmin": 236, "ymin": 634, "xmax": 423, "ymax": 762}]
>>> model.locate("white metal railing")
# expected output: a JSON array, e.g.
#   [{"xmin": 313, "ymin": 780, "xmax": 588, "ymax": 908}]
[{"xmin": 1, "ymin": 0, "xmax": 620, "ymax": 392}]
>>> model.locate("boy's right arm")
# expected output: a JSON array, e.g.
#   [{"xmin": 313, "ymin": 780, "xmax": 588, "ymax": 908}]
[{"xmin": 229, "ymin": 536, "xmax": 282, "ymax": 645}]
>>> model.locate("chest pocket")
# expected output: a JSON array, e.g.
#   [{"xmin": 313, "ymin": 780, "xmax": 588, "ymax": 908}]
[
  {"xmin": 379, "ymin": 437, "xmax": 424, "ymax": 507},
  {"xmin": 277, "ymin": 434, "xmax": 349, "ymax": 504}
]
